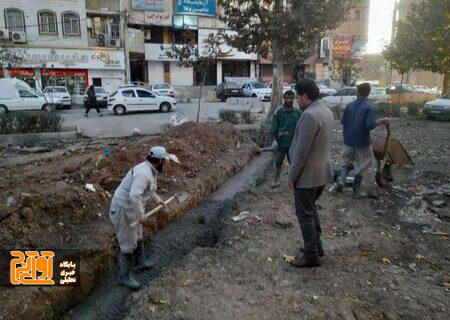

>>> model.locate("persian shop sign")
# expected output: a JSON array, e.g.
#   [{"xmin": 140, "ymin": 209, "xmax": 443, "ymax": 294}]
[
  {"xmin": 175, "ymin": 0, "xmax": 217, "ymax": 16},
  {"xmin": 13, "ymin": 48, "xmax": 125, "ymax": 69},
  {"xmin": 132, "ymin": 0, "xmax": 165, "ymax": 12},
  {"xmin": 333, "ymin": 36, "xmax": 353, "ymax": 59}
]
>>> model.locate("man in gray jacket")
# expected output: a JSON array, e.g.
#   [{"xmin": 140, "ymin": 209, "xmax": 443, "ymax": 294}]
[
  {"xmin": 288, "ymin": 80, "xmax": 334, "ymax": 268},
  {"xmin": 109, "ymin": 146, "xmax": 178, "ymax": 290}
]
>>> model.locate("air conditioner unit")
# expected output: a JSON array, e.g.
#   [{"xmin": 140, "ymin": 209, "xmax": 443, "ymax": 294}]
[
  {"xmin": 11, "ymin": 31, "xmax": 26, "ymax": 43},
  {"xmin": 97, "ymin": 33, "xmax": 107, "ymax": 46},
  {"xmin": 0, "ymin": 28, "xmax": 9, "ymax": 40},
  {"xmin": 108, "ymin": 37, "xmax": 121, "ymax": 48}
]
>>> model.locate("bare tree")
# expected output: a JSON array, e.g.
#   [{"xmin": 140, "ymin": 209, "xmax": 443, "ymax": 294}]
[{"xmin": 167, "ymin": 32, "xmax": 227, "ymax": 123}]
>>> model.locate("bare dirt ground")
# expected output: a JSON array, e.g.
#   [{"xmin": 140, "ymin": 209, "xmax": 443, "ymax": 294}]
[
  {"xmin": 0, "ymin": 123, "xmax": 258, "ymax": 319},
  {"xmin": 126, "ymin": 117, "xmax": 449, "ymax": 320}
]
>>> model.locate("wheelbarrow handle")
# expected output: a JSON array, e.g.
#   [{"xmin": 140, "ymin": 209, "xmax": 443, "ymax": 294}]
[{"xmin": 383, "ymin": 124, "xmax": 392, "ymax": 156}]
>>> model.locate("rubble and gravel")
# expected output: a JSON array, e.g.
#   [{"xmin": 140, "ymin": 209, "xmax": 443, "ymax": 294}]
[{"xmin": 125, "ymin": 117, "xmax": 450, "ymax": 320}]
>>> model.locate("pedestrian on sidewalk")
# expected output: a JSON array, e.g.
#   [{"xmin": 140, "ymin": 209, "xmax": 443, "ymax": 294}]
[
  {"xmin": 109, "ymin": 146, "xmax": 178, "ymax": 290},
  {"xmin": 288, "ymin": 80, "xmax": 334, "ymax": 268},
  {"xmin": 336, "ymin": 83, "xmax": 390, "ymax": 198},
  {"xmin": 84, "ymin": 85, "xmax": 102, "ymax": 118},
  {"xmin": 270, "ymin": 90, "xmax": 301, "ymax": 187}
]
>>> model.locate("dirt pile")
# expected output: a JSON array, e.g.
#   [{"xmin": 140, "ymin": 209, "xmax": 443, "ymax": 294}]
[
  {"xmin": 0, "ymin": 122, "xmax": 258, "ymax": 319},
  {"xmin": 0, "ymin": 122, "xmax": 250, "ymax": 248}
]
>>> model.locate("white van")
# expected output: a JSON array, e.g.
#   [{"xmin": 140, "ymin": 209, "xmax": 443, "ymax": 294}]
[{"xmin": 0, "ymin": 78, "xmax": 50, "ymax": 113}]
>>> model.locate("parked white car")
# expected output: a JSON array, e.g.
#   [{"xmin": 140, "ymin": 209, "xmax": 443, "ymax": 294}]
[
  {"xmin": 423, "ymin": 93, "xmax": 450, "ymax": 119},
  {"xmin": 148, "ymin": 83, "xmax": 177, "ymax": 98},
  {"xmin": 241, "ymin": 82, "xmax": 272, "ymax": 101},
  {"xmin": 84, "ymin": 86, "xmax": 109, "ymax": 108},
  {"xmin": 322, "ymin": 87, "xmax": 358, "ymax": 108},
  {"xmin": 370, "ymin": 87, "xmax": 390, "ymax": 103},
  {"xmin": 0, "ymin": 78, "xmax": 50, "ymax": 113},
  {"xmin": 43, "ymin": 86, "xmax": 72, "ymax": 109},
  {"xmin": 317, "ymin": 84, "xmax": 337, "ymax": 97},
  {"xmin": 107, "ymin": 87, "xmax": 177, "ymax": 115},
  {"xmin": 267, "ymin": 81, "xmax": 292, "ymax": 94}
]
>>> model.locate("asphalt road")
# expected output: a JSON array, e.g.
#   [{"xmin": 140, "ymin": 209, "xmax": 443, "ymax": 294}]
[{"xmin": 60, "ymin": 102, "xmax": 227, "ymax": 138}]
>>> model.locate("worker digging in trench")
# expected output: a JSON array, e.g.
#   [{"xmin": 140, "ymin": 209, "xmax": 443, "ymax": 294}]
[{"xmin": 108, "ymin": 146, "xmax": 179, "ymax": 290}]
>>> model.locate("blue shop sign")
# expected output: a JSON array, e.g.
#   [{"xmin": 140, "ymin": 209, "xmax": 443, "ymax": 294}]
[{"xmin": 175, "ymin": 0, "xmax": 216, "ymax": 16}]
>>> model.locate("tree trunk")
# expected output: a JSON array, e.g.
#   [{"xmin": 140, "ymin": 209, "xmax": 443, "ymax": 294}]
[
  {"xmin": 398, "ymin": 73, "xmax": 404, "ymax": 105},
  {"xmin": 267, "ymin": 37, "xmax": 284, "ymax": 122},
  {"xmin": 266, "ymin": 0, "xmax": 284, "ymax": 122},
  {"xmin": 196, "ymin": 69, "xmax": 207, "ymax": 123},
  {"xmin": 443, "ymin": 73, "xmax": 450, "ymax": 95}
]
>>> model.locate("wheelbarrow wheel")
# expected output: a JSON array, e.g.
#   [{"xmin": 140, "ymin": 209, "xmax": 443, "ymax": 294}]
[{"xmin": 376, "ymin": 162, "xmax": 394, "ymax": 187}]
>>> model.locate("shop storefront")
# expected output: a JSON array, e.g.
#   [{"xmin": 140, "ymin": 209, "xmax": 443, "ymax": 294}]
[
  {"xmin": 3, "ymin": 47, "xmax": 125, "ymax": 97},
  {"xmin": 0, "ymin": 68, "xmax": 36, "ymax": 88},
  {"xmin": 198, "ymin": 29, "xmax": 257, "ymax": 85}
]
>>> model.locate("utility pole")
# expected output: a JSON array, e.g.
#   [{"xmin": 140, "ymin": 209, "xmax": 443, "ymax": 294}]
[{"xmin": 121, "ymin": 9, "xmax": 131, "ymax": 83}]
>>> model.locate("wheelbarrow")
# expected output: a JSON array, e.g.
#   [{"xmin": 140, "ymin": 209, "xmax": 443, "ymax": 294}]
[{"xmin": 372, "ymin": 125, "xmax": 414, "ymax": 187}]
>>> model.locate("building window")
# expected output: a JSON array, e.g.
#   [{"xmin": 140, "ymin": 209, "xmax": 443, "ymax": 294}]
[
  {"xmin": 5, "ymin": 8, "xmax": 25, "ymax": 31},
  {"xmin": 62, "ymin": 12, "xmax": 80, "ymax": 36},
  {"xmin": 173, "ymin": 15, "xmax": 198, "ymax": 30},
  {"xmin": 111, "ymin": 18, "xmax": 120, "ymax": 38},
  {"xmin": 91, "ymin": 17, "xmax": 108, "ymax": 37},
  {"xmin": 38, "ymin": 11, "xmax": 57, "ymax": 35}
]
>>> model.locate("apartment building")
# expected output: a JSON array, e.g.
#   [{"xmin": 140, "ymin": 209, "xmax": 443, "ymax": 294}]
[
  {"xmin": 315, "ymin": 0, "xmax": 370, "ymax": 84},
  {"xmin": 122, "ymin": 0, "xmax": 257, "ymax": 86},
  {"xmin": 0, "ymin": 0, "xmax": 125, "ymax": 95}
]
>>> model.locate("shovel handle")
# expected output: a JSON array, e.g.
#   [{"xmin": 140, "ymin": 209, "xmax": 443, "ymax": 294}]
[{"xmin": 130, "ymin": 196, "xmax": 175, "ymax": 227}]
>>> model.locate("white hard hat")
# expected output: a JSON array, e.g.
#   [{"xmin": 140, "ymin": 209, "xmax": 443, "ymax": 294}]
[{"xmin": 149, "ymin": 146, "xmax": 180, "ymax": 163}]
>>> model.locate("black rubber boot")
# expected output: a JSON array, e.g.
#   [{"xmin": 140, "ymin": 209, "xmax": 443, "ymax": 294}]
[
  {"xmin": 133, "ymin": 240, "xmax": 152, "ymax": 271},
  {"xmin": 118, "ymin": 252, "xmax": 141, "ymax": 291},
  {"xmin": 271, "ymin": 167, "xmax": 281, "ymax": 188},
  {"xmin": 336, "ymin": 166, "xmax": 350, "ymax": 192},
  {"xmin": 353, "ymin": 174, "xmax": 368, "ymax": 199}
]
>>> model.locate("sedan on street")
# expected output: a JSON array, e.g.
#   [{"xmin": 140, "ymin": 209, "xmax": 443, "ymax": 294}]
[
  {"xmin": 423, "ymin": 93, "xmax": 450, "ymax": 120},
  {"xmin": 42, "ymin": 86, "xmax": 72, "ymax": 109},
  {"xmin": 216, "ymin": 82, "xmax": 245, "ymax": 101},
  {"xmin": 107, "ymin": 87, "xmax": 177, "ymax": 115}
]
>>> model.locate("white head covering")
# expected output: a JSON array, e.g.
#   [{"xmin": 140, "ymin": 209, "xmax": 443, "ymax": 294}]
[{"xmin": 149, "ymin": 146, "xmax": 180, "ymax": 164}]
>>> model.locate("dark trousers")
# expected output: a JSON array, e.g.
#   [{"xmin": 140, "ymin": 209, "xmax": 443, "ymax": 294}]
[
  {"xmin": 274, "ymin": 147, "xmax": 291, "ymax": 180},
  {"xmin": 85, "ymin": 102, "xmax": 100, "ymax": 115},
  {"xmin": 293, "ymin": 186, "xmax": 325, "ymax": 258}
]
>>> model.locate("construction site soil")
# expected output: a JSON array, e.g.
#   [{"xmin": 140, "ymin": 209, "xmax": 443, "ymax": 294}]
[
  {"xmin": 125, "ymin": 117, "xmax": 449, "ymax": 320},
  {"xmin": 0, "ymin": 122, "xmax": 258, "ymax": 319}
]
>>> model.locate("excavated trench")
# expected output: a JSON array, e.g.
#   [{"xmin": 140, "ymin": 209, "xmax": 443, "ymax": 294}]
[{"xmin": 63, "ymin": 153, "xmax": 272, "ymax": 320}]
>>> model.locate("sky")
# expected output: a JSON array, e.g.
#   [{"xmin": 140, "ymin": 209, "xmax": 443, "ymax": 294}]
[{"xmin": 367, "ymin": 0, "xmax": 397, "ymax": 53}]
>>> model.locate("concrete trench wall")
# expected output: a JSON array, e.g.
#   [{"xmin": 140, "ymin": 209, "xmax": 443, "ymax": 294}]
[{"xmin": 0, "ymin": 144, "xmax": 259, "ymax": 320}]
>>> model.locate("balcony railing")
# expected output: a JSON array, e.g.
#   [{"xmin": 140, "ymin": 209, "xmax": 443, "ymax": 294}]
[{"xmin": 86, "ymin": 0, "xmax": 120, "ymax": 12}]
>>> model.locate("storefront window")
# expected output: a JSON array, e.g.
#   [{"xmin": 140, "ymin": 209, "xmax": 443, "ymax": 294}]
[
  {"xmin": 0, "ymin": 69, "xmax": 36, "ymax": 88},
  {"xmin": 222, "ymin": 61, "xmax": 250, "ymax": 81},
  {"xmin": 41, "ymin": 69, "xmax": 87, "ymax": 95}
]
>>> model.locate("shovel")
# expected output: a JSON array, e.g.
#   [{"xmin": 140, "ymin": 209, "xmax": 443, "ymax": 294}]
[{"xmin": 130, "ymin": 192, "xmax": 188, "ymax": 227}]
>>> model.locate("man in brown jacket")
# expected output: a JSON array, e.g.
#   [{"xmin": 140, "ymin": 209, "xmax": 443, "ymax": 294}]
[{"xmin": 288, "ymin": 80, "xmax": 334, "ymax": 268}]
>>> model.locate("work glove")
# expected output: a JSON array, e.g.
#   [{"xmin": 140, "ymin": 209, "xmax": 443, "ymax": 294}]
[{"xmin": 272, "ymin": 140, "xmax": 278, "ymax": 150}]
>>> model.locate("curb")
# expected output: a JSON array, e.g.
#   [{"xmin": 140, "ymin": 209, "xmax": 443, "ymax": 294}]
[{"xmin": 0, "ymin": 131, "xmax": 78, "ymax": 146}]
